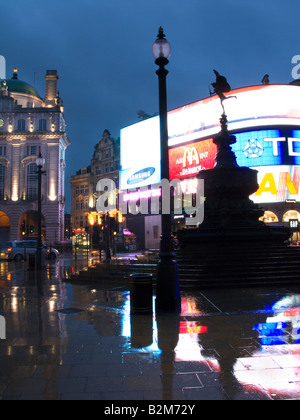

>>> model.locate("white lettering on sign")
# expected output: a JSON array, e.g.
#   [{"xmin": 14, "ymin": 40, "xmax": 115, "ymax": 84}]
[
  {"xmin": 264, "ymin": 137, "xmax": 286, "ymax": 156},
  {"xmin": 262, "ymin": 137, "xmax": 300, "ymax": 156},
  {"xmin": 288, "ymin": 137, "xmax": 300, "ymax": 156}
]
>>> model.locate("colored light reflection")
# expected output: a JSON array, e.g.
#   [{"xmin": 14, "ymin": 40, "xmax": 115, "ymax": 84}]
[
  {"xmin": 234, "ymin": 294, "xmax": 300, "ymax": 398},
  {"xmin": 179, "ymin": 321, "xmax": 207, "ymax": 334},
  {"xmin": 181, "ymin": 296, "xmax": 202, "ymax": 315},
  {"xmin": 254, "ymin": 294, "xmax": 300, "ymax": 347},
  {"xmin": 121, "ymin": 295, "xmax": 207, "ymax": 355}
]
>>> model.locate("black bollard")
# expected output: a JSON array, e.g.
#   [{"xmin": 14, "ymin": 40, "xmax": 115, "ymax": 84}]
[{"xmin": 130, "ymin": 273, "xmax": 153, "ymax": 314}]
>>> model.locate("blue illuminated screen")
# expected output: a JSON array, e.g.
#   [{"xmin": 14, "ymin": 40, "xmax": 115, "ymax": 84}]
[
  {"xmin": 291, "ymin": 130, "xmax": 300, "ymax": 165},
  {"xmin": 231, "ymin": 129, "xmax": 284, "ymax": 167}
]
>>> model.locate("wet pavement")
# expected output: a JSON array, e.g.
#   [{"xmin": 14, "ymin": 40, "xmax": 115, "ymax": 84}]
[{"xmin": 0, "ymin": 252, "xmax": 300, "ymax": 400}]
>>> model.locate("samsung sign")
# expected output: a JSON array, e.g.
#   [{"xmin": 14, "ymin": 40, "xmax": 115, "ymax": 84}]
[
  {"xmin": 120, "ymin": 84, "xmax": 300, "ymax": 201},
  {"xmin": 120, "ymin": 116, "xmax": 160, "ymax": 190}
]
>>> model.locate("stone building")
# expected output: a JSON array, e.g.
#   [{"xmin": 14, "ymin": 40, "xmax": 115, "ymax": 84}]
[
  {"xmin": 70, "ymin": 129, "xmax": 120, "ymax": 245},
  {"xmin": 0, "ymin": 68, "xmax": 70, "ymax": 244}
]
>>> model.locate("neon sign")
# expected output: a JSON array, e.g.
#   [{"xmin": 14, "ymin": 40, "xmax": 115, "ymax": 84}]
[
  {"xmin": 232, "ymin": 129, "xmax": 284, "ymax": 167},
  {"xmin": 251, "ymin": 166, "xmax": 300, "ymax": 203},
  {"xmin": 167, "ymin": 129, "xmax": 300, "ymax": 203},
  {"xmin": 120, "ymin": 85, "xmax": 300, "ymax": 193},
  {"xmin": 127, "ymin": 167, "xmax": 156, "ymax": 186},
  {"xmin": 167, "ymin": 84, "xmax": 300, "ymax": 147},
  {"xmin": 123, "ymin": 188, "xmax": 161, "ymax": 202},
  {"xmin": 120, "ymin": 116, "xmax": 160, "ymax": 190},
  {"xmin": 169, "ymin": 138, "xmax": 216, "ymax": 180},
  {"xmin": 169, "ymin": 129, "xmax": 300, "ymax": 180}
]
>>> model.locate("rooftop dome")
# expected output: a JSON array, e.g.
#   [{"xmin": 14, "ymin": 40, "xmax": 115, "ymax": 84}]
[{"xmin": 0, "ymin": 68, "xmax": 42, "ymax": 99}]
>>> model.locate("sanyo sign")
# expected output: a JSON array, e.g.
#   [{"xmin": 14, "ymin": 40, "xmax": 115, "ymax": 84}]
[{"xmin": 252, "ymin": 166, "xmax": 300, "ymax": 204}]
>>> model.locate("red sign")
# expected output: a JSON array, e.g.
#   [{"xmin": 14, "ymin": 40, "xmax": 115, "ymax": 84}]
[{"xmin": 169, "ymin": 138, "xmax": 217, "ymax": 180}]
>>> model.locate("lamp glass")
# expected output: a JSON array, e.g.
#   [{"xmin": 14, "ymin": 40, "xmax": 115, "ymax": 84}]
[
  {"xmin": 36, "ymin": 156, "xmax": 45, "ymax": 166},
  {"xmin": 152, "ymin": 38, "xmax": 171, "ymax": 60}
]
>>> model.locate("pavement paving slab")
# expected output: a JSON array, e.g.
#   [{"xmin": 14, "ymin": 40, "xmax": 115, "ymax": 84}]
[{"xmin": 0, "ymin": 253, "xmax": 300, "ymax": 401}]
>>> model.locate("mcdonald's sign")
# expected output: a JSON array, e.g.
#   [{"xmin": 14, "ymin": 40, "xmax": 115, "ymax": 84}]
[
  {"xmin": 183, "ymin": 147, "xmax": 200, "ymax": 167},
  {"xmin": 169, "ymin": 138, "xmax": 217, "ymax": 180}
]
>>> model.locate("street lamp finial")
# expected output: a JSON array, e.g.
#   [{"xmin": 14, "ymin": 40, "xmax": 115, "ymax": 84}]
[{"xmin": 158, "ymin": 27, "xmax": 165, "ymax": 39}]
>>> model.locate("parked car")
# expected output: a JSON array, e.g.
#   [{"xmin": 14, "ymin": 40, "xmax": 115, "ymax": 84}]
[{"xmin": 0, "ymin": 240, "xmax": 59, "ymax": 262}]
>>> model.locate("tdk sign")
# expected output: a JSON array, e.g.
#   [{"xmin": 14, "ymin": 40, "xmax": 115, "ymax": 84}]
[
  {"xmin": 127, "ymin": 167, "xmax": 156, "ymax": 186},
  {"xmin": 232, "ymin": 129, "xmax": 300, "ymax": 167}
]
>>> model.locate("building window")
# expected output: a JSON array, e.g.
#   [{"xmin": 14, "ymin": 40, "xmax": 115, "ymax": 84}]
[
  {"xmin": 0, "ymin": 146, "xmax": 6, "ymax": 156},
  {"xmin": 283, "ymin": 210, "xmax": 300, "ymax": 222},
  {"xmin": 0, "ymin": 164, "xmax": 5, "ymax": 200},
  {"xmin": 28, "ymin": 146, "xmax": 36, "ymax": 156},
  {"xmin": 26, "ymin": 163, "xmax": 38, "ymax": 200},
  {"xmin": 259, "ymin": 211, "xmax": 279, "ymax": 223},
  {"xmin": 26, "ymin": 145, "xmax": 41, "ymax": 156},
  {"xmin": 18, "ymin": 119, "xmax": 26, "ymax": 131},
  {"xmin": 75, "ymin": 186, "xmax": 79, "ymax": 195},
  {"xmin": 39, "ymin": 119, "xmax": 47, "ymax": 131}
]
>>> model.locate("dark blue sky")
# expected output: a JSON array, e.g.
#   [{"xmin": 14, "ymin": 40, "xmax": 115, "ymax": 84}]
[{"xmin": 1, "ymin": 0, "xmax": 299, "ymax": 211}]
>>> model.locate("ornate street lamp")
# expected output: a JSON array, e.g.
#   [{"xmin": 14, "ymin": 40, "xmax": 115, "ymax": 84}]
[
  {"xmin": 36, "ymin": 153, "xmax": 45, "ymax": 268},
  {"xmin": 152, "ymin": 27, "xmax": 180, "ymax": 312}
]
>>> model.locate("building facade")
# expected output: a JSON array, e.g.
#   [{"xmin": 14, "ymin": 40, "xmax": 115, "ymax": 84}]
[
  {"xmin": 0, "ymin": 69, "xmax": 70, "ymax": 244},
  {"xmin": 70, "ymin": 129, "xmax": 120, "ymax": 246}
]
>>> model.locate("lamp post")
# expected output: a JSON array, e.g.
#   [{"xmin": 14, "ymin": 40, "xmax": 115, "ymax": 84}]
[
  {"xmin": 36, "ymin": 153, "xmax": 45, "ymax": 269},
  {"xmin": 152, "ymin": 27, "xmax": 180, "ymax": 312}
]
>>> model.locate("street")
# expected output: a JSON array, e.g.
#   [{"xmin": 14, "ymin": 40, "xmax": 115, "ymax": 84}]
[{"xmin": 0, "ymin": 252, "xmax": 300, "ymax": 400}]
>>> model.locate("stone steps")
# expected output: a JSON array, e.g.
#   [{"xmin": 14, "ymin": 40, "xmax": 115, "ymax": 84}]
[{"xmin": 67, "ymin": 246, "xmax": 300, "ymax": 289}]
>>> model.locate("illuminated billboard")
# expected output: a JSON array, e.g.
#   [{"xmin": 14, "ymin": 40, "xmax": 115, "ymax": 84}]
[
  {"xmin": 120, "ymin": 116, "xmax": 160, "ymax": 190},
  {"xmin": 167, "ymin": 84, "xmax": 300, "ymax": 147},
  {"xmin": 252, "ymin": 165, "xmax": 300, "ymax": 203},
  {"xmin": 168, "ymin": 128, "xmax": 300, "ymax": 203},
  {"xmin": 169, "ymin": 138, "xmax": 216, "ymax": 179},
  {"xmin": 120, "ymin": 84, "xmax": 300, "ymax": 202}
]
